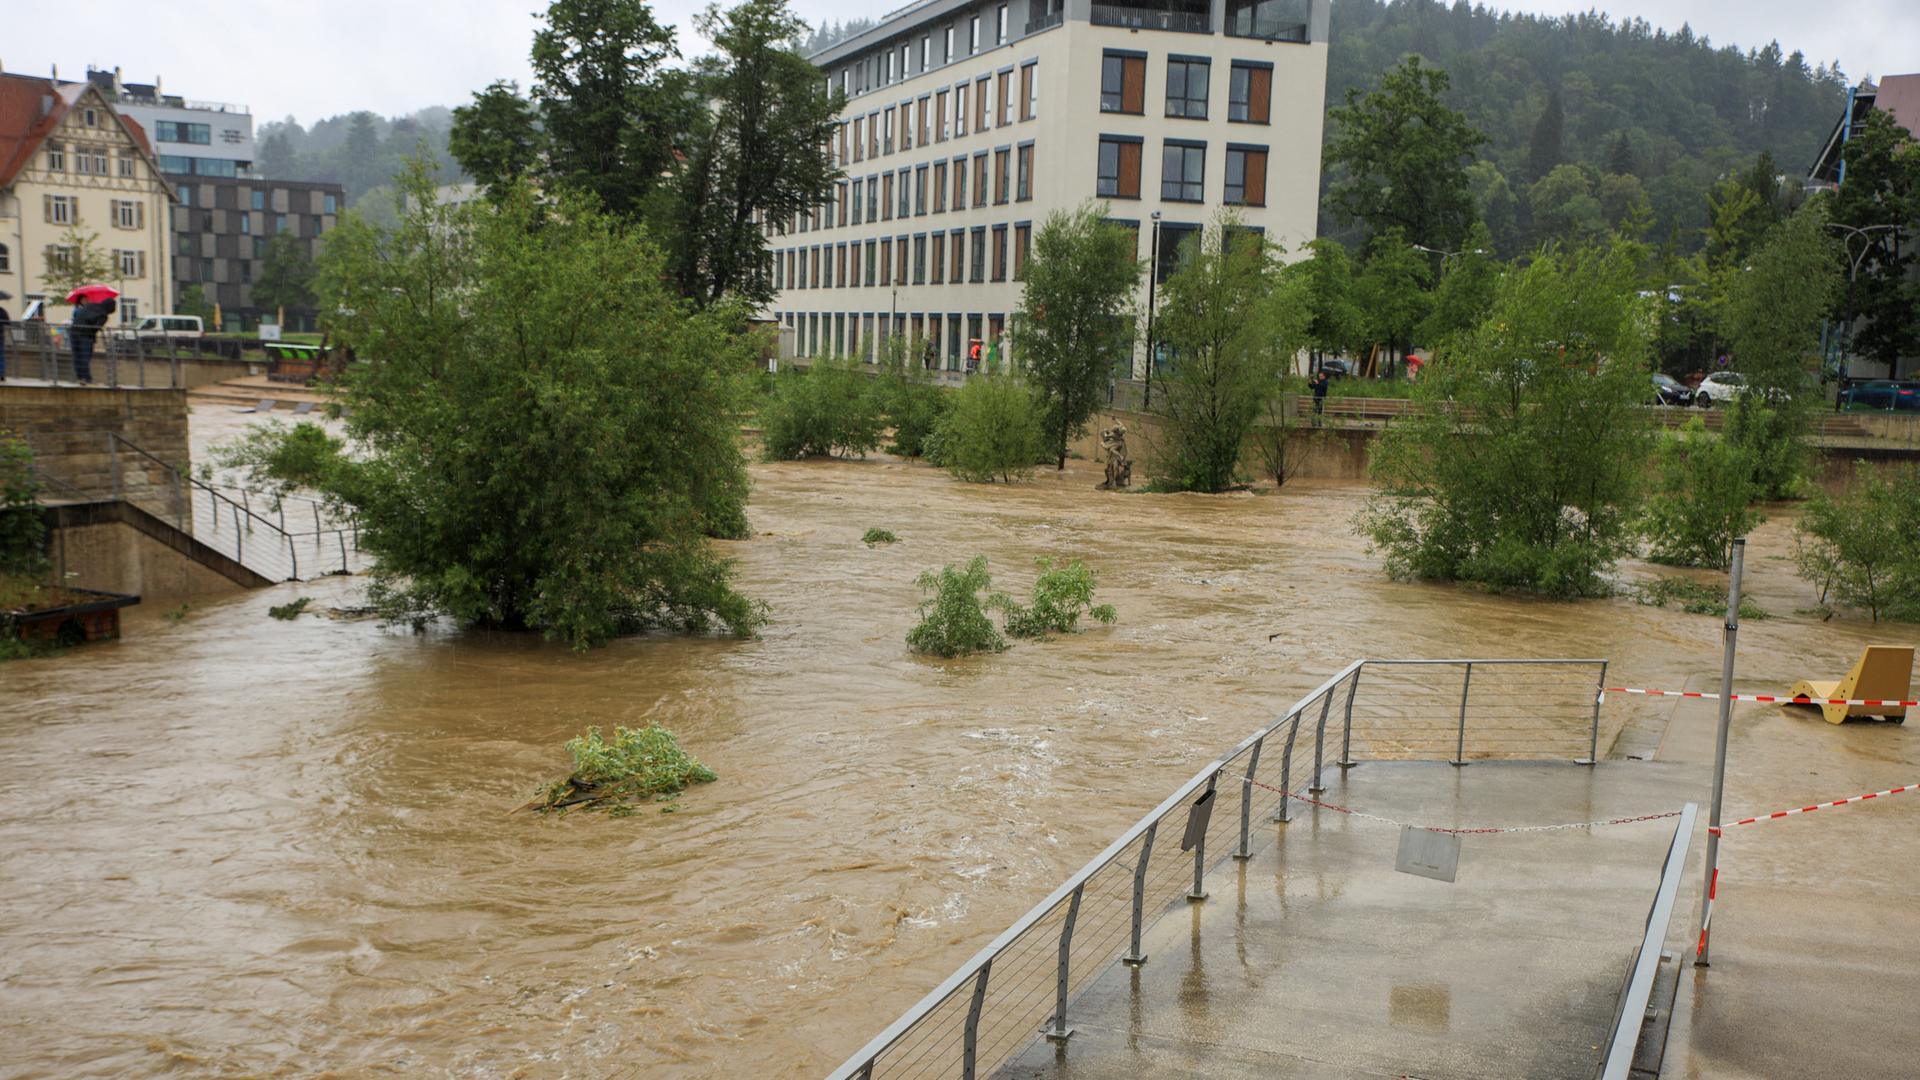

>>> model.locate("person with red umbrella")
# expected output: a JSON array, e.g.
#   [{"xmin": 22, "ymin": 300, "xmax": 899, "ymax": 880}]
[{"xmin": 65, "ymin": 285, "xmax": 118, "ymax": 384}]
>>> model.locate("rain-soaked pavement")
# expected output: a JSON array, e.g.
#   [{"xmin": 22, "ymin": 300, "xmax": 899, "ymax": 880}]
[{"xmin": 1, "ymin": 408, "xmax": 1917, "ymax": 1078}]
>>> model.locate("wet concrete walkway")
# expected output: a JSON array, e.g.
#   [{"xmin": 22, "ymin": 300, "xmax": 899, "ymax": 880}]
[{"xmin": 1000, "ymin": 761, "xmax": 1701, "ymax": 1080}]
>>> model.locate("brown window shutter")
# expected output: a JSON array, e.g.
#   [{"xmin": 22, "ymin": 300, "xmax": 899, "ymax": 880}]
[
  {"xmin": 1020, "ymin": 66, "xmax": 1034, "ymax": 120},
  {"xmin": 1250, "ymin": 68, "xmax": 1272, "ymax": 124},
  {"xmin": 1245, "ymin": 150, "xmax": 1268, "ymax": 207},
  {"xmin": 1118, "ymin": 142, "xmax": 1141, "ymax": 198},
  {"xmin": 976, "ymin": 78, "xmax": 989, "ymax": 130},
  {"xmin": 1122, "ymin": 57, "xmax": 1145, "ymax": 114},
  {"xmin": 997, "ymin": 72, "xmax": 1011, "ymax": 121}
]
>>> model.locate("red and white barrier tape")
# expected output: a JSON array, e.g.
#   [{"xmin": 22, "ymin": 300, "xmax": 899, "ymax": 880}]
[
  {"xmin": 1244, "ymin": 777, "xmax": 1683, "ymax": 835},
  {"xmin": 1696, "ymin": 868, "xmax": 1718, "ymax": 957},
  {"xmin": 1604, "ymin": 687, "xmax": 1917, "ymax": 707},
  {"xmin": 1707, "ymin": 781, "xmax": 1919, "ymax": 835}
]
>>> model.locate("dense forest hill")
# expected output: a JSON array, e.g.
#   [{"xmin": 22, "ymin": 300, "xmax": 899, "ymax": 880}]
[
  {"xmin": 1322, "ymin": 0, "xmax": 1852, "ymax": 252},
  {"xmin": 254, "ymin": 107, "xmax": 463, "ymax": 215}
]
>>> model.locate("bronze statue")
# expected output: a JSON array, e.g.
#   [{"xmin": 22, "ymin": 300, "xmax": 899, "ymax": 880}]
[{"xmin": 1099, "ymin": 423, "xmax": 1132, "ymax": 490}]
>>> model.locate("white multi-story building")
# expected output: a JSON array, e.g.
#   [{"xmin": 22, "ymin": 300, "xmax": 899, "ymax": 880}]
[
  {"xmin": 86, "ymin": 67, "xmax": 254, "ymax": 179},
  {"xmin": 765, "ymin": 0, "xmax": 1329, "ymax": 374}
]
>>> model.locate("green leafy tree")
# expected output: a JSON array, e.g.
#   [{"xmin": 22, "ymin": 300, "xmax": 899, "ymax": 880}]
[
  {"xmin": 993, "ymin": 558, "xmax": 1116, "ymax": 638},
  {"xmin": 1324, "ymin": 55, "xmax": 1488, "ymax": 252},
  {"xmin": 1149, "ymin": 222, "xmax": 1305, "ymax": 493},
  {"xmin": 1641, "ymin": 419, "xmax": 1762, "ymax": 569},
  {"xmin": 1721, "ymin": 206, "xmax": 1841, "ymax": 498},
  {"xmin": 42, "ymin": 227, "xmax": 117, "ymax": 298},
  {"xmin": 1828, "ymin": 109, "xmax": 1920, "ymax": 372},
  {"xmin": 295, "ymin": 166, "xmax": 763, "ymax": 647},
  {"xmin": 879, "ymin": 350, "xmax": 951, "ymax": 457},
  {"xmin": 667, "ymin": 0, "xmax": 845, "ymax": 306},
  {"xmin": 1361, "ymin": 244, "xmax": 1652, "ymax": 597},
  {"xmin": 251, "ymin": 230, "xmax": 317, "ymax": 315},
  {"xmin": 1418, "ymin": 222, "xmax": 1500, "ymax": 352},
  {"xmin": 531, "ymin": 0, "xmax": 689, "ymax": 220},
  {"xmin": 1526, "ymin": 89, "xmax": 1564, "ymax": 181},
  {"xmin": 935, "ymin": 375, "xmax": 1045, "ymax": 483},
  {"xmin": 449, "ymin": 80, "xmax": 545, "ymax": 197},
  {"xmin": 1354, "ymin": 228, "xmax": 1431, "ymax": 374},
  {"xmin": 1290, "ymin": 238, "xmax": 1364, "ymax": 370},
  {"xmin": 1528, "ymin": 164, "xmax": 1606, "ymax": 246},
  {"xmin": 1794, "ymin": 462, "xmax": 1920, "ymax": 622},
  {"xmin": 1011, "ymin": 204, "xmax": 1141, "ymax": 469},
  {"xmin": 1465, "ymin": 162, "xmax": 1523, "ymax": 257},
  {"xmin": 174, "ymin": 284, "xmax": 213, "ymax": 323}
]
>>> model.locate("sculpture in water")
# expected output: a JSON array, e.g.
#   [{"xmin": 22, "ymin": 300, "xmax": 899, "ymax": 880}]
[{"xmin": 1099, "ymin": 423, "xmax": 1132, "ymax": 490}]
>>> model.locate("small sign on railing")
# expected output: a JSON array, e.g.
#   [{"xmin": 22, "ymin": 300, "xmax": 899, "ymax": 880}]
[
  {"xmin": 1179, "ymin": 789, "xmax": 1215, "ymax": 852},
  {"xmin": 1395, "ymin": 826, "xmax": 1461, "ymax": 883}
]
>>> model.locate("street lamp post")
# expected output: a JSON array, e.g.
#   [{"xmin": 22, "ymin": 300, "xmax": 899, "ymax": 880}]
[
  {"xmin": 1144, "ymin": 211, "xmax": 1161, "ymax": 409},
  {"xmin": 1822, "ymin": 222, "xmax": 1897, "ymax": 382}
]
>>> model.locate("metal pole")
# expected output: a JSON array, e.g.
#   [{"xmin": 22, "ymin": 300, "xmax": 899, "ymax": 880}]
[
  {"xmin": 1310, "ymin": 687, "xmax": 1333, "ymax": 792},
  {"xmin": 1233, "ymin": 737, "xmax": 1264, "ymax": 859},
  {"xmin": 1044, "ymin": 884, "xmax": 1082, "ymax": 1042},
  {"xmin": 1272, "ymin": 716, "xmax": 1299, "ymax": 823},
  {"xmin": 961, "ymin": 960, "xmax": 990, "ymax": 1080},
  {"xmin": 1339, "ymin": 665, "xmax": 1361, "ymax": 767},
  {"xmin": 1452, "ymin": 662, "xmax": 1473, "ymax": 766},
  {"xmin": 1122, "ymin": 823, "xmax": 1156, "ymax": 965},
  {"xmin": 233, "ymin": 504, "xmax": 242, "ymax": 562},
  {"xmin": 1583, "ymin": 660, "xmax": 1608, "ymax": 765},
  {"xmin": 1188, "ymin": 772, "xmax": 1216, "ymax": 902},
  {"xmin": 287, "ymin": 533, "xmax": 298, "ymax": 581},
  {"xmin": 1144, "ymin": 217, "xmax": 1159, "ymax": 408},
  {"xmin": 339, "ymin": 531, "xmax": 349, "ymax": 573},
  {"xmin": 1697, "ymin": 537, "xmax": 1745, "ymax": 967}
]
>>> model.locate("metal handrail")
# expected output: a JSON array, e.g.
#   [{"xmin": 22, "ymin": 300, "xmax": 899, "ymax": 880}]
[
  {"xmin": 1338, "ymin": 658, "xmax": 1610, "ymax": 767},
  {"xmin": 1598, "ymin": 802, "xmax": 1697, "ymax": 1080}
]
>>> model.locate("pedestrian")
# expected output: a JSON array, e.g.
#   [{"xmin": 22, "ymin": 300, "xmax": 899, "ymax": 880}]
[
  {"xmin": 0, "ymin": 303, "xmax": 10, "ymax": 382},
  {"xmin": 69, "ymin": 297, "xmax": 114, "ymax": 384},
  {"xmin": 1311, "ymin": 368, "xmax": 1330, "ymax": 424},
  {"xmin": 922, "ymin": 335, "xmax": 937, "ymax": 371},
  {"xmin": 967, "ymin": 337, "xmax": 981, "ymax": 374}
]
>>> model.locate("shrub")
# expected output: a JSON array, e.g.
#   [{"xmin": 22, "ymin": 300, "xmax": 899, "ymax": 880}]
[
  {"xmin": 880, "ymin": 363, "xmax": 952, "ymax": 458},
  {"xmin": 1, "ymin": 431, "xmax": 47, "ymax": 578},
  {"xmin": 995, "ymin": 558, "xmax": 1117, "ymax": 638},
  {"xmin": 1722, "ymin": 398, "xmax": 1807, "ymax": 500},
  {"xmin": 1641, "ymin": 419, "xmax": 1762, "ymax": 569},
  {"xmin": 906, "ymin": 556, "xmax": 1007, "ymax": 657},
  {"xmin": 268, "ymin": 597, "xmax": 313, "ymax": 620},
  {"xmin": 1634, "ymin": 576, "xmax": 1770, "ymax": 620},
  {"xmin": 936, "ymin": 376, "xmax": 1046, "ymax": 483},
  {"xmin": 212, "ymin": 421, "xmax": 343, "ymax": 508},
  {"xmin": 1793, "ymin": 461, "xmax": 1920, "ymax": 622},
  {"xmin": 760, "ymin": 358, "xmax": 886, "ymax": 460},
  {"xmin": 862, "ymin": 528, "xmax": 898, "ymax": 546},
  {"xmin": 535, "ymin": 723, "xmax": 717, "ymax": 813}
]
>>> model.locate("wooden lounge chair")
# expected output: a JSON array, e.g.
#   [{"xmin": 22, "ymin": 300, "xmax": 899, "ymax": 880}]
[
  {"xmin": 291, "ymin": 401, "xmax": 316, "ymax": 415},
  {"xmin": 236, "ymin": 398, "xmax": 276, "ymax": 413},
  {"xmin": 1784, "ymin": 646, "xmax": 1913, "ymax": 724}
]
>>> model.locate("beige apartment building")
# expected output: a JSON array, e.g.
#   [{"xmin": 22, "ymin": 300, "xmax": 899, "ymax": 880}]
[
  {"xmin": 0, "ymin": 71, "xmax": 175, "ymax": 326},
  {"xmin": 765, "ymin": 0, "xmax": 1329, "ymax": 375}
]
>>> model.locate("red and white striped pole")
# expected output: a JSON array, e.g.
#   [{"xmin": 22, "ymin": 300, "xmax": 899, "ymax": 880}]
[{"xmin": 1697, "ymin": 537, "xmax": 1744, "ymax": 967}]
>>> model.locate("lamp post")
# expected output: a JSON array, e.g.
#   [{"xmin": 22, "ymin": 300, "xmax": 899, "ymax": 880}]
[
  {"xmin": 1822, "ymin": 222, "xmax": 1896, "ymax": 382},
  {"xmin": 1144, "ymin": 211, "xmax": 1161, "ymax": 409}
]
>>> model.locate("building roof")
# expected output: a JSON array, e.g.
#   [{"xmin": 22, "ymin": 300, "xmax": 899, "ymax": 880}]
[
  {"xmin": 1809, "ymin": 74, "xmax": 1920, "ymax": 183},
  {"xmin": 0, "ymin": 71, "xmax": 165, "ymax": 193}
]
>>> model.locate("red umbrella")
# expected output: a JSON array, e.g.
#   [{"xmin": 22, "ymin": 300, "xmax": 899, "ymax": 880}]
[{"xmin": 66, "ymin": 284, "xmax": 120, "ymax": 304}]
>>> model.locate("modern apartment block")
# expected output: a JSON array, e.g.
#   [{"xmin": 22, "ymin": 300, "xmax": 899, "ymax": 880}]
[
  {"xmin": 764, "ymin": 0, "xmax": 1330, "ymax": 374},
  {"xmin": 82, "ymin": 66, "xmax": 343, "ymax": 329}
]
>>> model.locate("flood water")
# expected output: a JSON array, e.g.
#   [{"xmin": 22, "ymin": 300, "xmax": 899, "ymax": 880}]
[{"xmin": 1, "ymin": 426, "xmax": 1907, "ymax": 1078}]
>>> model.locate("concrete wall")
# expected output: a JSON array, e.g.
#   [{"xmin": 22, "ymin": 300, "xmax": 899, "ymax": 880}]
[
  {"xmin": 1071, "ymin": 407, "xmax": 1376, "ymax": 483},
  {"xmin": 42, "ymin": 500, "xmax": 269, "ymax": 602},
  {"xmin": 1, "ymin": 383, "xmax": 192, "ymax": 521}
]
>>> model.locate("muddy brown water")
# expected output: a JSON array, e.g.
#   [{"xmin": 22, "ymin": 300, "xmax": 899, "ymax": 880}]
[{"xmin": 2, "ymin": 434, "xmax": 1910, "ymax": 1078}]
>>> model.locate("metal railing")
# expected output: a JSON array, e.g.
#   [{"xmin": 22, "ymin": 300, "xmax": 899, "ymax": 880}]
[
  {"xmin": 1598, "ymin": 802, "xmax": 1697, "ymax": 1080},
  {"xmin": 1224, "ymin": 14, "xmax": 1309, "ymax": 41},
  {"xmin": 4, "ymin": 324, "xmax": 189, "ymax": 388},
  {"xmin": 1338, "ymin": 659, "xmax": 1609, "ymax": 766},
  {"xmin": 824, "ymin": 657, "xmax": 1607, "ymax": 1080},
  {"xmin": 1023, "ymin": 9, "xmax": 1064, "ymax": 34},
  {"xmin": 1089, "ymin": 4, "xmax": 1212, "ymax": 33}
]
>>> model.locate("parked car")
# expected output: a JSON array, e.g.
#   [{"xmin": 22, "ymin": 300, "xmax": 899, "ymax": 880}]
[
  {"xmin": 1649, "ymin": 372, "xmax": 1694, "ymax": 406},
  {"xmin": 1693, "ymin": 371, "xmax": 1749, "ymax": 407},
  {"xmin": 134, "ymin": 315, "xmax": 204, "ymax": 340},
  {"xmin": 1839, "ymin": 379, "xmax": 1920, "ymax": 412}
]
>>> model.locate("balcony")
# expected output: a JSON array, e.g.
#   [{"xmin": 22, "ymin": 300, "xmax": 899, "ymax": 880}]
[
  {"xmin": 1224, "ymin": 15, "xmax": 1308, "ymax": 41},
  {"xmin": 1090, "ymin": 3, "xmax": 1212, "ymax": 34},
  {"xmin": 1023, "ymin": 9, "xmax": 1063, "ymax": 34}
]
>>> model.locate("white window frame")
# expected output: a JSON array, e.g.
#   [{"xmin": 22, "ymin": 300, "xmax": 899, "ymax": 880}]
[
  {"xmin": 997, "ymin": 4, "xmax": 1008, "ymax": 43},
  {"xmin": 969, "ymin": 16, "xmax": 980, "ymax": 53},
  {"xmin": 45, "ymin": 194, "xmax": 75, "ymax": 225},
  {"xmin": 46, "ymin": 143, "xmax": 65, "ymax": 171}
]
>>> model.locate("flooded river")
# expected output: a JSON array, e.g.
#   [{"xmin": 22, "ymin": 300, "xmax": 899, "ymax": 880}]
[{"xmin": 1, "ymin": 431, "xmax": 1906, "ymax": 1078}]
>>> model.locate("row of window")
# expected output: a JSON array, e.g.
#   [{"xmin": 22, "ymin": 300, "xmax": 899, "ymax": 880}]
[
  {"xmin": 839, "ymin": 60, "xmax": 1037, "ymax": 169},
  {"xmin": 782, "ymin": 310, "xmax": 1012, "ymax": 369},
  {"xmin": 41, "ymin": 244, "xmax": 148, "ymax": 279},
  {"xmin": 773, "ymin": 222, "xmax": 1034, "ymax": 292},
  {"xmin": 158, "ymin": 154, "xmax": 244, "ymax": 178},
  {"xmin": 40, "ymin": 194, "xmax": 151, "ymax": 229},
  {"xmin": 177, "ymin": 254, "xmax": 259, "ymax": 286},
  {"xmin": 153, "ymin": 121, "xmax": 212, "ymax": 145},
  {"xmin": 832, "ymin": 3, "xmax": 1029, "ymax": 100},
  {"xmin": 1099, "ymin": 52, "xmax": 1274, "ymax": 124},
  {"xmin": 175, "ymin": 186, "xmax": 340, "ymax": 215},
  {"xmin": 43, "ymin": 142, "xmax": 135, "ymax": 178},
  {"xmin": 175, "ymin": 210, "xmax": 311, "ymax": 237},
  {"xmin": 1096, "ymin": 137, "xmax": 1269, "ymax": 206},
  {"xmin": 177, "ymin": 233, "xmax": 300, "ymax": 259}
]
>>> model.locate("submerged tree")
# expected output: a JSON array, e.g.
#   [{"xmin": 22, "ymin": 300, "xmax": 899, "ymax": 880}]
[
  {"xmin": 1012, "ymin": 204, "xmax": 1142, "ymax": 469},
  {"xmin": 1362, "ymin": 244, "xmax": 1652, "ymax": 597},
  {"xmin": 271, "ymin": 166, "xmax": 764, "ymax": 647}
]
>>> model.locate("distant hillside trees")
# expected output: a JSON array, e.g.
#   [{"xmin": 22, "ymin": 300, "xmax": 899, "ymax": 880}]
[{"xmin": 255, "ymin": 106, "xmax": 462, "ymax": 205}]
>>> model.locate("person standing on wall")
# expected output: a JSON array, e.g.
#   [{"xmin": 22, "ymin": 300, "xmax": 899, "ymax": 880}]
[
  {"xmin": 1311, "ymin": 367, "xmax": 1330, "ymax": 424},
  {"xmin": 0, "ymin": 302, "xmax": 10, "ymax": 382}
]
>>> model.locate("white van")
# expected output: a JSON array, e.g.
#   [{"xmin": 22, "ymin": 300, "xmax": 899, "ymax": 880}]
[{"xmin": 135, "ymin": 315, "xmax": 204, "ymax": 340}]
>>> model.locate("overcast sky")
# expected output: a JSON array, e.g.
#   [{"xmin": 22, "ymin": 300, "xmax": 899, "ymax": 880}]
[{"xmin": 4, "ymin": 0, "xmax": 1914, "ymax": 124}]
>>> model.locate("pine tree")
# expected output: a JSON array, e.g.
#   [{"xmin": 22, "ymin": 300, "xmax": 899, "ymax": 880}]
[{"xmin": 1526, "ymin": 89, "xmax": 1564, "ymax": 181}]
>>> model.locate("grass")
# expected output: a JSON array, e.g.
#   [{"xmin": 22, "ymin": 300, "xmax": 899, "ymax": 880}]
[
  {"xmin": 531, "ymin": 724, "xmax": 717, "ymax": 815},
  {"xmin": 862, "ymin": 528, "xmax": 898, "ymax": 546},
  {"xmin": 269, "ymin": 597, "xmax": 312, "ymax": 621},
  {"xmin": 1634, "ymin": 576, "xmax": 1771, "ymax": 620},
  {"xmin": 1326, "ymin": 377, "xmax": 1417, "ymax": 400}
]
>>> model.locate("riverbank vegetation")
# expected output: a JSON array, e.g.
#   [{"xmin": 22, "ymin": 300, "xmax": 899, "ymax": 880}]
[
  {"xmin": 531, "ymin": 724, "xmax": 717, "ymax": 814},
  {"xmin": 906, "ymin": 556, "xmax": 1116, "ymax": 657},
  {"xmin": 1794, "ymin": 462, "xmax": 1920, "ymax": 623},
  {"xmin": 760, "ymin": 359, "xmax": 885, "ymax": 460}
]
